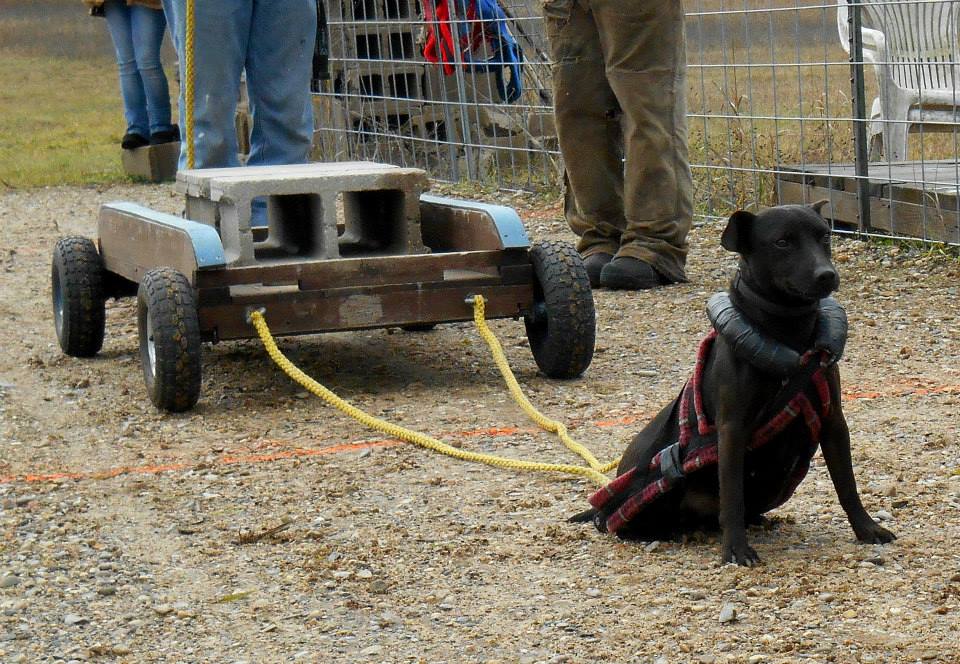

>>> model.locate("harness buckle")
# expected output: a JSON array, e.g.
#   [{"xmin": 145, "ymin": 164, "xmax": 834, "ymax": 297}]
[{"xmin": 659, "ymin": 442, "xmax": 685, "ymax": 483}]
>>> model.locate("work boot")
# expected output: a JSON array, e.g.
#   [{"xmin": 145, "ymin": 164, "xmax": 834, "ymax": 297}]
[
  {"xmin": 582, "ymin": 252, "xmax": 613, "ymax": 288},
  {"xmin": 599, "ymin": 256, "xmax": 669, "ymax": 290}
]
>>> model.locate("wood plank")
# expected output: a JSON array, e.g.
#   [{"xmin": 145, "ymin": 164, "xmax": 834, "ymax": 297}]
[
  {"xmin": 195, "ymin": 249, "xmax": 528, "ymax": 290},
  {"xmin": 219, "ymin": 274, "xmax": 508, "ymax": 302},
  {"xmin": 99, "ymin": 206, "xmax": 200, "ymax": 284},
  {"xmin": 777, "ymin": 180, "xmax": 860, "ymax": 227},
  {"xmin": 198, "ymin": 283, "xmax": 535, "ymax": 341},
  {"xmin": 777, "ymin": 179, "xmax": 960, "ymax": 243}
]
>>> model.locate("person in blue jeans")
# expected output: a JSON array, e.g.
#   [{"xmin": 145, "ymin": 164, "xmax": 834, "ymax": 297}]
[
  {"xmin": 162, "ymin": 0, "xmax": 316, "ymax": 225},
  {"xmin": 85, "ymin": 0, "xmax": 179, "ymax": 149}
]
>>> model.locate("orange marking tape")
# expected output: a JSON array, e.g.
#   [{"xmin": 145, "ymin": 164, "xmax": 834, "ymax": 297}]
[{"xmin": 2, "ymin": 379, "xmax": 957, "ymax": 486}]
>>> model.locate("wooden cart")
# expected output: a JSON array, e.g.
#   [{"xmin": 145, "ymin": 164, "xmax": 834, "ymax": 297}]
[{"xmin": 51, "ymin": 163, "xmax": 595, "ymax": 412}]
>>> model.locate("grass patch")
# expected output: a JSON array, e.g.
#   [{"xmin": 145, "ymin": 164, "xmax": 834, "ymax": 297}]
[
  {"xmin": 0, "ymin": 51, "xmax": 142, "ymax": 187},
  {"xmin": 0, "ymin": 1, "xmax": 177, "ymax": 187}
]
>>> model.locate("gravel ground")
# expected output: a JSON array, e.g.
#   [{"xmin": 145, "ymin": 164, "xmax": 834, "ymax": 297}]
[{"xmin": 1, "ymin": 183, "xmax": 959, "ymax": 664}]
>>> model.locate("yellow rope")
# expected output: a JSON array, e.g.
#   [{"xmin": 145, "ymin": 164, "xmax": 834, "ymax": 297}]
[
  {"xmin": 248, "ymin": 296, "xmax": 619, "ymax": 485},
  {"xmin": 471, "ymin": 295, "xmax": 620, "ymax": 475},
  {"xmin": 184, "ymin": 0, "xmax": 195, "ymax": 169}
]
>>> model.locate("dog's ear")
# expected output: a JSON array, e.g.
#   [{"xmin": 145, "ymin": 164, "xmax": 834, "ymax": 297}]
[
  {"xmin": 721, "ymin": 210, "xmax": 756, "ymax": 253},
  {"xmin": 809, "ymin": 199, "xmax": 829, "ymax": 216}
]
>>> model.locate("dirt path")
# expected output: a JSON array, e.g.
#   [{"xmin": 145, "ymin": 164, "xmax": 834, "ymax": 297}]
[{"xmin": 1, "ymin": 184, "xmax": 958, "ymax": 663}]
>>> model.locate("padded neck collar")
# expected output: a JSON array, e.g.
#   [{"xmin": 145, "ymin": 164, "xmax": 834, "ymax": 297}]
[{"xmin": 706, "ymin": 291, "xmax": 848, "ymax": 376}]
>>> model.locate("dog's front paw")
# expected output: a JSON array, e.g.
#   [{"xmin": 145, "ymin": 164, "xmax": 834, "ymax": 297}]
[
  {"xmin": 853, "ymin": 519, "xmax": 896, "ymax": 544},
  {"xmin": 721, "ymin": 539, "xmax": 761, "ymax": 567}
]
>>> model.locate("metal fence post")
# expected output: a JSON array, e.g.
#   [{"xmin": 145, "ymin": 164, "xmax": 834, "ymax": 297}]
[
  {"xmin": 445, "ymin": 0, "xmax": 480, "ymax": 180},
  {"xmin": 847, "ymin": 0, "xmax": 872, "ymax": 233}
]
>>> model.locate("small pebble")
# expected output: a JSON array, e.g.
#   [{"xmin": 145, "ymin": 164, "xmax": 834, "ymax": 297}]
[{"xmin": 719, "ymin": 603, "xmax": 737, "ymax": 624}]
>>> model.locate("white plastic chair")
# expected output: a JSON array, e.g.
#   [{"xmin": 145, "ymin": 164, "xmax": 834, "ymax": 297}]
[{"xmin": 838, "ymin": 0, "xmax": 960, "ymax": 160}]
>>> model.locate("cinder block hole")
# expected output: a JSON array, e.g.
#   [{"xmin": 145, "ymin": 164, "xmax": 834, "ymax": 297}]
[
  {"xmin": 338, "ymin": 189, "xmax": 405, "ymax": 257},
  {"xmin": 333, "ymin": 73, "xmax": 347, "ymax": 97},
  {"xmin": 359, "ymin": 74, "xmax": 384, "ymax": 97},
  {"xmin": 355, "ymin": 33, "xmax": 381, "ymax": 59},
  {"xmin": 383, "ymin": 0, "xmax": 409, "ymax": 19},
  {"xmin": 390, "ymin": 73, "xmax": 419, "ymax": 99},
  {"xmin": 389, "ymin": 32, "xmax": 415, "ymax": 59},
  {"xmin": 386, "ymin": 114, "xmax": 410, "ymax": 131},
  {"xmin": 254, "ymin": 194, "xmax": 324, "ymax": 260},
  {"xmin": 423, "ymin": 121, "xmax": 448, "ymax": 142},
  {"xmin": 352, "ymin": 0, "xmax": 378, "ymax": 20},
  {"xmin": 352, "ymin": 119, "xmax": 377, "ymax": 142}
]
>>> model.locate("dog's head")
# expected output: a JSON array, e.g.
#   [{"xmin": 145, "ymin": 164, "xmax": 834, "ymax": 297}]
[{"xmin": 721, "ymin": 201, "xmax": 839, "ymax": 302}]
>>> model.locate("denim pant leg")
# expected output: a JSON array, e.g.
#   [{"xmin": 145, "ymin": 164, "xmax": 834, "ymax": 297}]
[
  {"xmin": 103, "ymin": 1, "xmax": 149, "ymax": 137},
  {"xmin": 129, "ymin": 5, "xmax": 175, "ymax": 135},
  {"xmin": 168, "ymin": 0, "xmax": 249, "ymax": 171},
  {"xmin": 245, "ymin": 0, "xmax": 316, "ymax": 168},
  {"xmin": 160, "ymin": 0, "xmax": 179, "ymax": 53},
  {"xmin": 244, "ymin": 0, "xmax": 316, "ymax": 225}
]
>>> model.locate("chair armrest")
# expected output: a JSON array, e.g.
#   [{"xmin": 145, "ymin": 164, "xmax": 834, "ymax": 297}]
[{"xmin": 836, "ymin": 3, "xmax": 885, "ymax": 64}]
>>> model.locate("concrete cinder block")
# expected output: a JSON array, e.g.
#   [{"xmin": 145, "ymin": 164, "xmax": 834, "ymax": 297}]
[
  {"xmin": 176, "ymin": 161, "xmax": 430, "ymax": 266},
  {"xmin": 121, "ymin": 141, "xmax": 180, "ymax": 182}
]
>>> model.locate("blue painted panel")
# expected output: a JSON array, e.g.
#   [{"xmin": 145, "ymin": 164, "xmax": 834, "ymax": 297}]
[
  {"xmin": 419, "ymin": 194, "xmax": 530, "ymax": 249},
  {"xmin": 104, "ymin": 201, "xmax": 226, "ymax": 269}
]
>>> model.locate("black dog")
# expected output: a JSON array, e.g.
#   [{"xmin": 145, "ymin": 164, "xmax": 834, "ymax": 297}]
[{"xmin": 572, "ymin": 202, "xmax": 895, "ymax": 565}]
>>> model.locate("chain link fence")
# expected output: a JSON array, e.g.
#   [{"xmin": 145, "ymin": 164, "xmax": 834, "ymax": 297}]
[{"xmin": 311, "ymin": 0, "xmax": 960, "ymax": 245}]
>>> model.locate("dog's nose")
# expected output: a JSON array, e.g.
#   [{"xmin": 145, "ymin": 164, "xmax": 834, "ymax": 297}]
[{"xmin": 814, "ymin": 267, "xmax": 839, "ymax": 292}]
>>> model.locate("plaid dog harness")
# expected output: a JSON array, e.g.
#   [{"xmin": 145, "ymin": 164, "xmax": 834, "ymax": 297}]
[{"xmin": 589, "ymin": 295, "xmax": 846, "ymax": 535}]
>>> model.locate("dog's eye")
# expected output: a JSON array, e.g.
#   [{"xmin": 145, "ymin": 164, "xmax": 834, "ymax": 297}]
[{"xmin": 774, "ymin": 239, "xmax": 790, "ymax": 248}]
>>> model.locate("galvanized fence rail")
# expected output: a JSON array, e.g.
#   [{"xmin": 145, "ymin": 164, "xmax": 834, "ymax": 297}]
[{"xmin": 311, "ymin": 0, "xmax": 960, "ymax": 245}]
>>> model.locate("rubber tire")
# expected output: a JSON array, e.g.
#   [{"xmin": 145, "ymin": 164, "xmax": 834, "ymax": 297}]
[
  {"xmin": 524, "ymin": 241, "xmax": 596, "ymax": 379},
  {"xmin": 52, "ymin": 236, "xmax": 106, "ymax": 358},
  {"xmin": 137, "ymin": 268, "xmax": 202, "ymax": 412}
]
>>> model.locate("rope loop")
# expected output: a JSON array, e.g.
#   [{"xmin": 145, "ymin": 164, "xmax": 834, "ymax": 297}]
[{"xmin": 249, "ymin": 295, "xmax": 620, "ymax": 485}]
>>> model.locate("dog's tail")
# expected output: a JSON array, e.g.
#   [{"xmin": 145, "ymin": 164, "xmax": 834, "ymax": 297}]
[{"xmin": 567, "ymin": 508, "xmax": 597, "ymax": 524}]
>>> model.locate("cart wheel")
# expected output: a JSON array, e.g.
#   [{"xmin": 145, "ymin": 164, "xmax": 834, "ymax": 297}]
[
  {"xmin": 402, "ymin": 323, "xmax": 437, "ymax": 332},
  {"xmin": 52, "ymin": 236, "xmax": 106, "ymax": 358},
  {"xmin": 137, "ymin": 268, "xmax": 201, "ymax": 412},
  {"xmin": 524, "ymin": 241, "xmax": 596, "ymax": 379}
]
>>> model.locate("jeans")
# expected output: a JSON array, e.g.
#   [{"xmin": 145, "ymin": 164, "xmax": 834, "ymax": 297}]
[
  {"xmin": 166, "ymin": 0, "xmax": 315, "ymax": 172},
  {"xmin": 103, "ymin": 0, "xmax": 175, "ymax": 137}
]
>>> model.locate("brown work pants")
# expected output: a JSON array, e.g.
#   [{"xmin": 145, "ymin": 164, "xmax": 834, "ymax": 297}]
[{"xmin": 544, "ymin": 0, "xmax": 693, "ymax": 282}]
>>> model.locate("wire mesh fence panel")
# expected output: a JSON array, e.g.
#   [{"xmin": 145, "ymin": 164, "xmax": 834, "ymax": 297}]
[
  {"xmin": 313, "ymin": 0, "xmax": 560, "ymax": 190},
  {"xmin": 312, "ymin": 0, "xmax": 960, "ymax": 245},
  {"xmin": 828, "ymin": 0, "xmax": 960, "ymax": 244}
]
